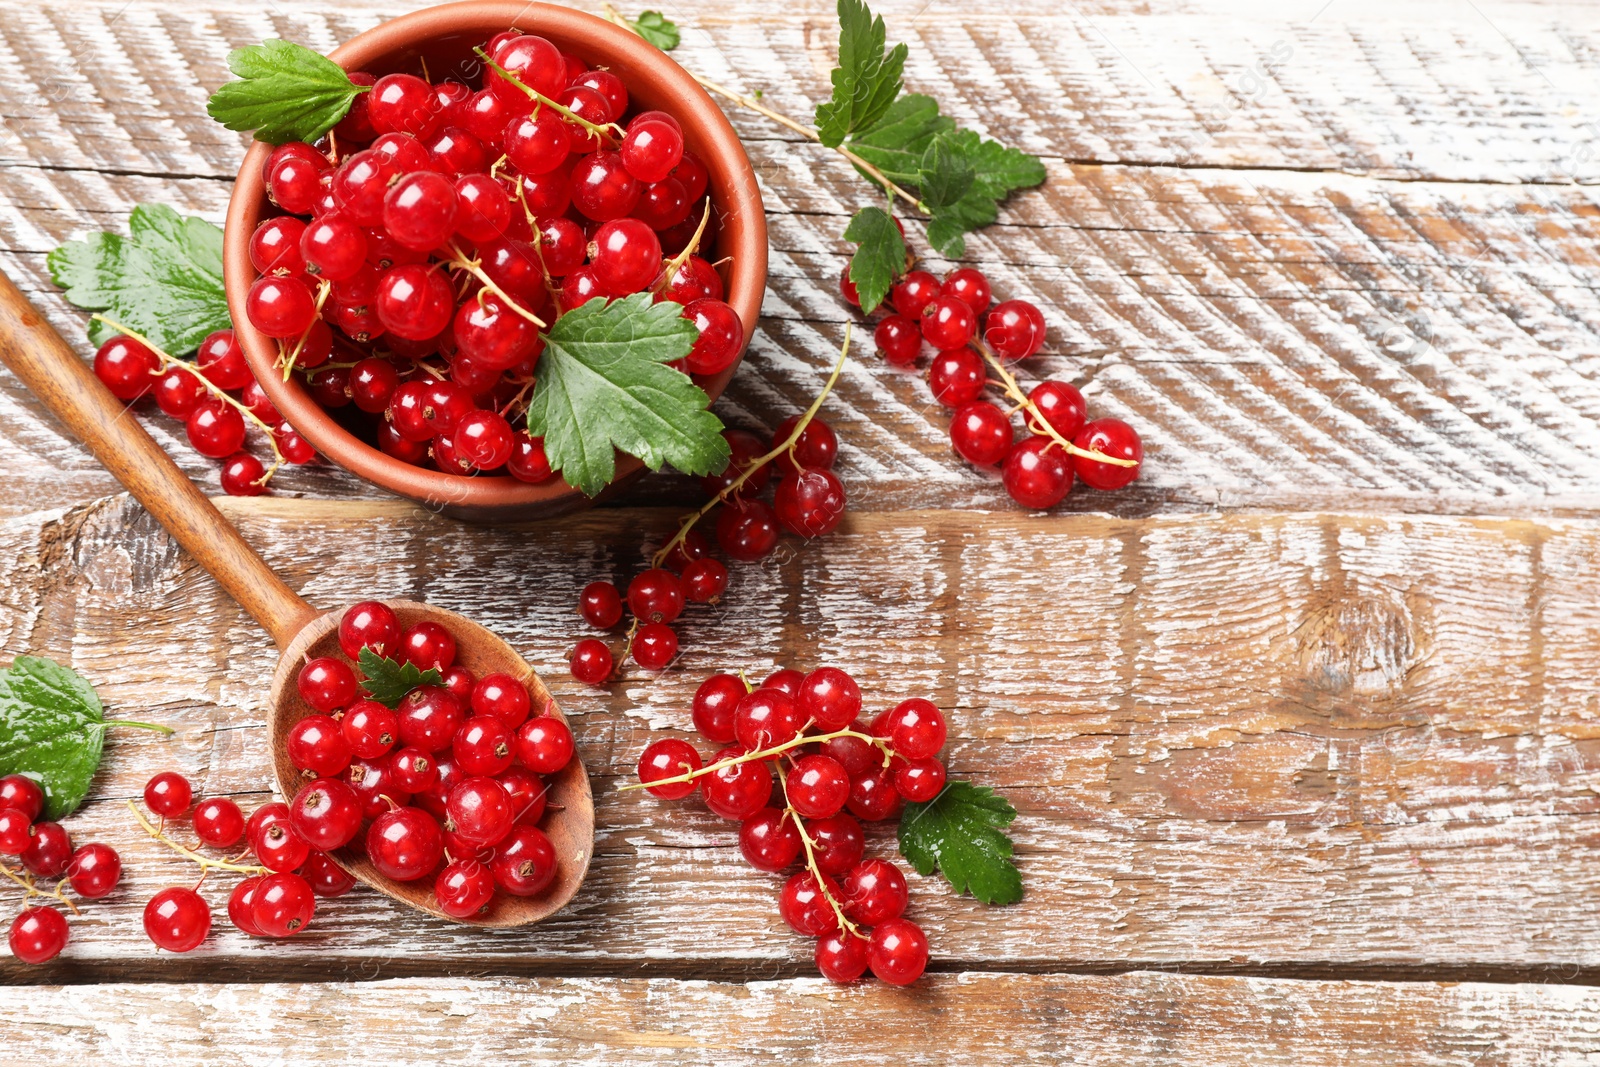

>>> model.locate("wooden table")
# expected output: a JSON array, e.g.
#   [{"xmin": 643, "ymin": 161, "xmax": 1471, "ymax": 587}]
[{"xmin": 2, "ymin": 0, "xmax": 1599, "ymax": 1061}]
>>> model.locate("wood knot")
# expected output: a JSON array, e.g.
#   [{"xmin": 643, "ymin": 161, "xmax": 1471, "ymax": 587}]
[
  {"xmin": 19, "ymin": 311, "xmax": 38, "ymax": 328},
  {"xmin": 1289, "ymin": 591, "xmax": 1420, "ymax": 696}
]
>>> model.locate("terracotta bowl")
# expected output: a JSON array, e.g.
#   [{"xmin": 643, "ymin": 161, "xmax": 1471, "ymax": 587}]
[{"xmin": 223, "ymin": 1, "xmax": 767, "ymax": 523}]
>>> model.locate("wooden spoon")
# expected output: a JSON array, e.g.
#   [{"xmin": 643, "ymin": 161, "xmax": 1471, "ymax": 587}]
[{"xmin": 0, "ymin": 273, "xmax": 593, "ymax": 927}]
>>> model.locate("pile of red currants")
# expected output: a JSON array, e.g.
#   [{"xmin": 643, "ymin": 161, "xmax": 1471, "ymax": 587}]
[
  {"xmin": 240, "ymin": 30, "xmax": 741, "ymax": 482},
  {"xmin": 633, "ymin": 666, "xmax": 942, "ymax": 985},
  {"xmin": 1, "ymin": 774, "xmax": 122, "ymax": 964},
  {"xmin": 848, "ymin": 263, "xmax": 1144, "ymax": 509}
]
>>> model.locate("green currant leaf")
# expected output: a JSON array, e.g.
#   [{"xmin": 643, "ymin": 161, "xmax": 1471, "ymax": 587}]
[
  {"xmin": 48, "ymin": 204, "xmax": 229, "ymax": 355},
  {"xmin": 918, "ymin": 133, "xmax": 976, "ymax": 211},
  {"xmin": 629, "ymin": 11, "xmax": 680, "ymax": 50},
  {"xmin": 919, "ymin": 129, "xmax": 1047, "ymax": 257},
  {"xmin": 843, "ymin": 206, "xmax": 906, "ymax": 315},
  {"xmin": 526, "ymin": 294, "xmax": 727, "ymax": 498},
  {"xmin": 357, "ymin": 649, "xmax": 444, "ymax": 709},
  {"xmin": 207, "ymin": 39, "xmax": 369, "ymax": 145},
  {"xmin": 898, "ymin": 780, "xmax": 1023, "ymax": 905},
  {"xmin": 847, "ymin": 93, "xmax": 955, "ymax": 188},
  {"xmin": 0, "ymin": 657, "xmax": 109, "ymax": 820},
  {"xmin": 815, "ymin": 0, "xmax": 907, "ymax": 148}
]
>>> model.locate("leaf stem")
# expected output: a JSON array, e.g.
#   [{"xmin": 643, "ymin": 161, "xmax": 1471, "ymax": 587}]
[
  {"xmin": 977, "ymin": 340, "xmax": 1138, "ymax": 467},
  {"xmin": 475, "ymin": 49, "xmax": 624, "ymax": 145},
  {"xmin": 126, "ymin": 800, "xmax": 267, "ymax": 876},
  {"xmin": 102, "ymin": 719, "xmax": 175, "ymax": 735},
  {"xmin": 600, "ymin": 3, "xmax": 928, "ymax": 214},
  {"xmin": 91, "ymin": 315, "xmax": 286, "ymax": 481},
  {"xmin": 617, "ymin": 721, "xmax": 894, "ymax": 793},
  {"xmin": 651, "ymin": 326, "xmax": 852, "ymax": 569}
]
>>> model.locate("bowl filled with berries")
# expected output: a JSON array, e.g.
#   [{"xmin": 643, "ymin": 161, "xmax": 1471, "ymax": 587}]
[{"xmin": 219, "ymin": 1, "xmax": 768, "ymax": 521}]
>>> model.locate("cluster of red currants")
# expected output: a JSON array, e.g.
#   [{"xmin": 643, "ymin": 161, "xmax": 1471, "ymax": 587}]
[
  {"xmin": 569, "ymin": 411, "xmax": 844, "ymax": 684},
  {"xmin": 847, "ymin": 263, "xmax": 1143, "ymax": 509},
  {"xmin": 243, "ymin": 30, "xmax": 741, "ymax": 482},
  {"xmin": 285, "ymin": 601, "xmax": 574, "ymax": 919},
  {"xmin": 92, "ymin": 328, "xmax": 317, "ymax": 496},
  {"xmin": 135, "ymin": 769, "xmax": 350, "ymax": 949},
  {"xmin": 634, "ymin": 666, "xmax": 943, "ymax": 985},
  {"xmin": 1, "ymin": 774, "xmax": 122, "ymax": 964}
]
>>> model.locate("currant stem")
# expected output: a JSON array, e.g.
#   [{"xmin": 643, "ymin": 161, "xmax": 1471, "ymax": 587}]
[
  {"xmin": 91, "ymin": 315, "xmax": 286, "ymax": 479},
  {"xmin": 475, "ymin": 49, "xmax": 624, "ymax": 145},
  {"xmin": 102, "ymin": 718, "xmax": 175, "ymax": 735},
  {"xmin": 126, "ymin": 800, "xmax": 268, "ymax": 876},
  {"xmin": 0, "ymin": 860, "xmax": 81, "ymax": 915},
  {"xmin": 280, "ymin": 279, "xmax": 333, "ymax": 382},
  {"xmin": 617, "ymin": 722, "xmax": 894, "ymax": 792},
  {"xmin": 655, "ymin": 200, "xmax": 713, "ymax": 291},
  {"xmin": 651, "ymin": 326, "xmax": 852, "ymax": 570},
  {"xmin": 445, "ymin": 243, "xmax": 548, "ymax": 327},
  {"xmin": 600, "ymin": 3, "xmax": 927, "ymax": 215},
  {"xmin": 976, "ymin": 340, "xmax": 1138, "ymax": 467},
  {"xmin": 777, "ymin": 763, "xmax": 861, "ymax": 939}
]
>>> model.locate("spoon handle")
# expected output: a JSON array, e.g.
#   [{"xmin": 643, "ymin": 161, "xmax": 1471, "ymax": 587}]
[{"xmin": 0, "ymin": 270, "xmax": 318, "ymax": 650}]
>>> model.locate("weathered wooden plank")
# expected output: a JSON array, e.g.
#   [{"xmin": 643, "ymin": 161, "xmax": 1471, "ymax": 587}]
[
  {"xmin": 1, "ymin": 497, "xmax": 1596, "ymax": 980},
  {"xmin": 2, "ymin": 972, "xmax": 1597, "ymax": 1066}
]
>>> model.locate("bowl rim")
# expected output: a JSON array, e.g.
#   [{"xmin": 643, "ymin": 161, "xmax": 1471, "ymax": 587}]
[{"xmin": 223, "ymin": 0, "xmax": 767, "ymax": 516}]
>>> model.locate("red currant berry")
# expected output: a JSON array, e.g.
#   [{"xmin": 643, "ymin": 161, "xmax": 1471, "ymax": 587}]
[
  {"xmin": 681, "ymin": 558, "xmax": 728, "ymax": 603},
  {"xmin": 339, "ymin": 700, "xmax": 397, "ymax": 761},
  {"xmin": 771, "ymin": 415, "xmax": 837, "ymax": 478},
  {"xmin": 1003, "ymin": 435, "xmax": 1073, "ymax": 509},
  {"xmin": 631, "ymin": 623, "xmax": 678, "ymax": 671},
  {"xmin": 368, "ymin": 72, "xmax": 443, "ymax": 139},
  {"xmin": 367, "ymin": 805, "xmax": 444, "ymax": 881},
  {"xmin": 1072, "ymin": 418, "xmax": 1143, "ymax": 490},
  {"xmin": 375, "ymin": 264, "xmax": 455, "ymax": 340},
  {"xmin": 252, "ymin": 871, "xmax": 317, "ymax": 937},
  {"xmin": 620, "ymin": 119, "xmax": 684, "ymax": 183},
  {"xmin": 153, "ymin": 366, "xmax": 206, "ymax": 419},
  {"xmin": 779, "ymin": 871, "xmax": 843, "ymax": 936},
  {"xmin": 144, "ymin": 887, "xmax": 211, "ymax": 952},
  {"xmin": 839, "ymin": 265, "xmax": 861, "ymax": 306},
  {"xmin": 447, "ymin": 776, "xmax": 514, "ymax": 847},
  {"xmin": 240, "ymin": 379, "xmax": 282, "ymax": 424},
  {"xmin": 715, "ymin": 500, "xmax": 781, "ymax": 562},
  {"xmin": 579, "ymin": 581, "xmax": 624, "ymax": 629},
  {"xmin": 453, "ymin": 409, "xmax": 515, "ymax": 471},
  {"xmin": 490, "ymin": 824, "xmax": 557, "ymax": 896},
  {"xmin": 868, "ymin": 918, "xmax": 929, "ymax": 985},
  {"xmin": 454, "ymin": 717, "xmax": 515, "ymax": 778},
  {"xmin": 499, "ymin": 766, "xmax": 548, "ymax": 825},
  {"xmin": 950, "ymin": 400, "xmax": 1014, "ymax": 466},
  {"xmin": 797, "ymin": 667, "xmax": 861, "ymax": 731},
  {"xmin": 985, "ymin": 299, "xmax": 1047, "ymax": 361},
  {"xmin": 227, "ymin": 876, "xmax": 266, "ymax": 936},
  {"xmin": 92, "ymin": 335, "xmax": 160, "ymax": 400},
  {"xmin": 0, "ymin": 775, "xmax": 44, "ymax": 821},
  {"xmin": 302, "ymin": 850, "xmax": 356, "ymax": 897},
  {"xmin": 573, "ymin": 70, "xmax": 627, "ymax": 119},
  {"xmin": 10, "ymin": 905, "xmax": 70, "ymax": 964},
  {"xmin": 739, "ymin": 806, "xmax": 800, "ymax": 871},
  {"xmin": 247, "ymin": 274, "xmax": 317, "ymax": 338},
  {"xmin": 504, "ymin": 109, "xmax": 572, "ymax": 175},
  {"xmin": 638, "ymin": 738, "xmax": 702, "ymax": 800},
  {"xmin": 842, "ymin": 858, "xmax": 908, "ymax": 924},
  {"xmin": 144, "ymin": 772, "xmax": 192, "ymax": 817},
  {"xmin": 921, "ymin": 295, "xmax": 977, "ymax": 351},
  {"xmin": 246, "ymin": 802, "xmax": 307, "ymax": 872},
  {"xmin": 671, "ymin": 150, "xmax": 708, "ymax": 202},
  {"xmin": 267, "ymin": 153, "xmax": 328, "ymax": 215},
  {"xmin": 701, "ymin": 745, "xmax": 773, "ymax": 820},
  {"xmin": 0, "ymin": 809, "xmax": 32, "ymax": 856},
  {"xmin": 196, "ymin": 329, "xmax": 252, "ymax": 390},
  {"xmin": 193, "ymin": 797, "xmax": 246, "ymax": 848},
  {"xmin": 691, "ymin": 673, "xmax": 745, "ymax": 744},
  {"xmin": 761, "ymin": 669, "xmax": 804, "ymax": 697},
  {"xmin": 808, "ymin": 813, "xmax": 865, "ymax": 875},
  {"xmin": 891, "ymin": 271, "xmax": 941, "ymax": 319},
  {"xmin": 388, "ymin": 746, "xmax": 438, "ymax": 795},
  {"xmin": 470, "ymin": 674, "xmax": 531, "ymax": 730},
  {"xmin": 340, "ymin": 600, "xmax": 400, "ymax": 660},
  {"xmin": 289, "ymin": 777, "xmax": 363, "ymax": 851},
  {"xmin": 886, "ymin": 698, "xmax": 946, "ymax": 759},
  {"xmin": 847, "ymin": 768, "xmax": 900, "ymax": 821},
  {"xmin": 297, "ymin": 656, "xmax": 358, "ymax": 713},
  {"xmin": 632, "ymin": 176, "xmax": 691, "ymax": 230},
  {"xmin": 65, "ymin": 843, "xmax": 121, "ymax": 899},
  {"xmin": 281, "ymin": 717, "xmax": 352, "ymax": 781},
  {"xmin": 435, "ymin": 859, "xmax": 495, "ymax": 918},
  {"xmin": 461, "ymin": 87, "xmax": 516, "ymax": 144},
  {"xmin": 627, "ymin": 568, "xmax": 685, "ymax": 624},
  {"xmin": 308, "ymin": 366, "xmax": 353, "ymax": 407},
  {"xmin": 454, "ymin": 172, "xmax": 513, "ymax": 242},
  {"xmin": 185, "ymin": 401, "xmax": 247, "ymax": 459},
  {"xmin": 942, "ymin": 267, "xmax": 992, "ymax": 314},
  {"xmin": 774, "ymin": 468, "xmax": 847, "ymax": 538},
  {"xmin": 400, "ymin": 621, "xmax": 458, "ymax": 671},
  {"xmin": 1023, "ymin": 381, "xmax": 1085, "ymax": 441},
  {"xmin": 250, "ymin": 216, "xmax": 307, "ymax": 273},
  {"xmin": 489, "ymin": 34, "xmax": 566, "ymax": 103},
  {"xmin": 345, "ymin": 757, "xmax": 403, "ymax": 819},
  {"xmin": 659, "ymin": 255, "xmax": 723, "ymax": 304},
  {"xmin": 590, "ymin": 218, "xmax": 662, "ymax": 293},
  {"xmin": 397, "ymin": 685, "xmax": 465, "ymax": 753},
  {"xmin": 701, "ymin": 429, "xmax": 771, "ymax": 500},
  {"xmin": 514, "ymin": 716, "xmax": 574, "ymax": 774},
  {"xmin": 734, "ymin": 689, "xmax": 802, "ymax": 752},
  {"xmin": 873, "ymin": 314, "xmax": 922, "ymax": 367},
  {"xmin": 895, "ymin": 756, "xmax": 946, "ymax": 802},
  {"xmin": 570, "ymin": 151, "xmax": 641, "ymax": 221},
  {"xmin": 570, "ymin": 638, "xmax": 613, "ymax": 685},
  {"xmin": 427, "ymin": 125, "xmax": 490, "ymax": 175},
  {"xmin": 787, "ymin": 754, "xmax": 850, "ymax": 819},
  {"xmin": 927, "ymin": 347, "xmax": 987, "ymax": 409},
  {"xmin": 682, "ymin": 298, "xmax": 744, "ymax": 375},
  {"xmin": 816, "ymin": 931, "xmax": 870, "ymax": 983},
  {"xmin": 297, "ymin": 213, "xmax": 367, "ymax": 282},
  {"xmin": 535, "ymin": 216, "xmax": 587, "ymax": 276}
]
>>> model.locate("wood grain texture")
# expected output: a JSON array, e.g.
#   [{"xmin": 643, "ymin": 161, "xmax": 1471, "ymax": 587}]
[
  {"xmin": 3, "ymin": 971, "xmax": 1598, "ymax": 1066},
  {"xmin": 0, "ymin": 1, "xmax": 1598, "ymax": 516},
  {"xmin": 1, "ymin": 496, "xmax": 1597, "ymax": 982}
]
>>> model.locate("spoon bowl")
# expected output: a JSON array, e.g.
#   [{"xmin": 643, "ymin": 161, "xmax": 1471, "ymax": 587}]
[{"xmin": 0, "ymin": 271, "xmax": 593, "ymax": 926}]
